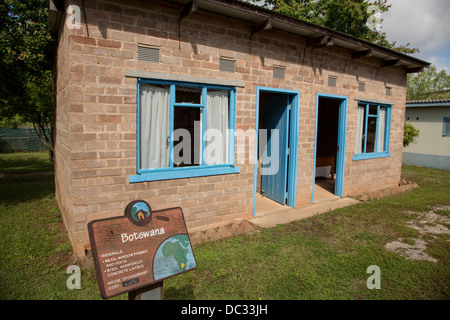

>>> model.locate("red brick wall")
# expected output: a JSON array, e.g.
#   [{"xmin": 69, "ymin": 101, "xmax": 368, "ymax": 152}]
[{"xmin": 55, "ymin": 0, "xmax": 407, "ymax": 256}]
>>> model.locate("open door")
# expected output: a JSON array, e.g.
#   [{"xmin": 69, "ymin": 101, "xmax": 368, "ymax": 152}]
[
  {"xmin": 261, "ymin": 94, "xmax": 290, "ymax": 205},
  {"xmin": 253, "ymin": 87, "xmax": 299, "ymax": 217},
  {"xmin": 313, "ymin": 94, "xmax": 347, "ymax": 203}
]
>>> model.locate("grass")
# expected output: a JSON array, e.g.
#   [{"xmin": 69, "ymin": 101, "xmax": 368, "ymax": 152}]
[
  {"xmin": 0, "ymin": 151, "xmax": 54, "ymax": 173},
  {"xmin": 0, "ymin": 153, "xmax": 449, "ymax": 300}
]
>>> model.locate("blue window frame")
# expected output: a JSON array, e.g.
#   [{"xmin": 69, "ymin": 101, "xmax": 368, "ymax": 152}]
[
  {"xmin": 353, "ymin": 101, "xmax": 392, "ymax": 161},
  {"xmin": 443, "ymin": 117, "xmax": 450, "ymax": 137},
  {"xmin": 129, "ymin": 78, "xmax": 239, "ymax": 183}
]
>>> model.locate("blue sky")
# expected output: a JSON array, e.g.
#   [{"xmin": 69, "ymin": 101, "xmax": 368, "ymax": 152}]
[{"xmin": 381, "ymin": 0, "xmax": 450, "ymax": 72}]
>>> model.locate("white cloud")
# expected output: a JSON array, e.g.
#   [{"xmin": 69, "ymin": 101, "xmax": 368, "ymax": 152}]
[{"xmin": 381, "ymin": 0, "xmax": 450, "ymax": 71}]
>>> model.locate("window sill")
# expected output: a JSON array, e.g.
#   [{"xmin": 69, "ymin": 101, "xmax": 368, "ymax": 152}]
[
  {"xmin": 129, "ymin": 166, "xmax": 240, "ymax": 183},
  {"xmin": 352, "ymin": 152, "xmax": 391, "ymax": 161}
]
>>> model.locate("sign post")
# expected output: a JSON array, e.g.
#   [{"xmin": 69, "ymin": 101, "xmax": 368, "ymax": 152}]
[
  {"xmin": 88, "ymin": 200, "xmax": 197, "ymax": 299},
  {"xmin": 128, "ymin": 281, "xmax": 164, "ymax": 300}
]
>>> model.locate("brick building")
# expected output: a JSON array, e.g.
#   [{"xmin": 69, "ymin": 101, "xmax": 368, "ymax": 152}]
[{"xmin": 49, "ymin": 0, "xmax": 429, "ymax": 256}]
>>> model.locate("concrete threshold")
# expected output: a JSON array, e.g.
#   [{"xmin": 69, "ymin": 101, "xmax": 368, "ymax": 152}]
[{"xmin": 249, "ymin": 197, "xmax": 361, "ymax": 228}]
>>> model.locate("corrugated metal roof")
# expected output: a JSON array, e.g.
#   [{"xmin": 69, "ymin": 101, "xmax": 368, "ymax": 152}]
[
  {"xmin": 406, "ymin": 99, "xmax": 450, "ymax": 107},
  {"xmin": 407, "ymin": 99, "xmax": 450, "ymax": 104}
]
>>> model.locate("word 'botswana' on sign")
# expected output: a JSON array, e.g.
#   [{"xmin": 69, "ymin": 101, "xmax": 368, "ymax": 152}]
[{"xmin": 120, "ymin": 228, "xmax": 165, "ymax": 243}]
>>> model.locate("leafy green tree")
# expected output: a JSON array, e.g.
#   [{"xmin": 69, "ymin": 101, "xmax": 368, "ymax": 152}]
[
  {"xmin": 253, "ymin": 0, "xmax": 418, "ymax": 54},
  {"xmin": 407, "ymin": 65, "xmax": 450, "ymax": 100},
  {"xmin": 0, "ymin": 0, "xmax": 54, "ymax": 157}
]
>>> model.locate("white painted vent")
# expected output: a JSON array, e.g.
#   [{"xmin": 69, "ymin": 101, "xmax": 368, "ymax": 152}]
[
  {"xmin": 138, "ymin": 45, "xmax": 160, "ymax": 63},
  {"xmin": 273, "ymin": 66, "xmax": 285, "ymax": 80},
  {"xmin": 386, "ymin": 87, "xmax": 392, "ymax": 96},
  {"xmin": 328, "ymin": 76, "xmax": 337, "ymax": 87},
  {"xmin": 219, "ymin": 57, "xmax": 236, "ymax": 73}
]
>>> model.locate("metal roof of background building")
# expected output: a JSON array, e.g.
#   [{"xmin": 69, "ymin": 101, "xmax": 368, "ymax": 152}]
[{"xmin": 406, "ymin": 99, "xmax": 450, "ymax": 107}]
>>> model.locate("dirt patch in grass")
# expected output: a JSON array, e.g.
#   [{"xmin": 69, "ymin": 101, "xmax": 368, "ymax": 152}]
[{"xmin": 385, "ymin": 206, "xmax": 450, "ymax": 263}]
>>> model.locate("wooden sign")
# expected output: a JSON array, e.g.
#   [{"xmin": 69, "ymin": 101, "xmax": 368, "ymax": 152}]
[{"xmin": 88, "ymin": 200, "xmax": 197, "ymax": 299}]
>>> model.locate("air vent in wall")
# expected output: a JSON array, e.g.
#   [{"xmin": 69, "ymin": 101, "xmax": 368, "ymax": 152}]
[
  {"xmin": 219, "ymin": 57, "xmax": 236, "ymax": 73},
  {"xmin": 138, "ymin": 45, "xmax": 160, "ymax": 63},
  {"xmin": 273, "ymin": 66, "xmax": 286, "ymax": 80},
  {"xmin": 328, "ymin": 76, "xmax": 337, "ymax": 87},
  {"xmin": 358, "ymin": 82, "xmax": 365, "ymax": 92},
  {"xmin": 386, "ymin": 87, "xmax": 392, "ymax": 96}
]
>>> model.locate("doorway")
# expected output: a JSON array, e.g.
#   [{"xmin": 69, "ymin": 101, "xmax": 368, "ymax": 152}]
[
  {"xmin": 312, "ymin": 94, "xmax": 347, "ymax": 203},
  {"xmin": 253, "ymin": 87, "xmax": 299, "ymax": 216}
]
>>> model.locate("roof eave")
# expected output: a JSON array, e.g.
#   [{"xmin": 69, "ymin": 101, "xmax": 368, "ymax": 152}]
[
  {"xmin": 48, "ymin": 0, "xmax": 431, "ymax": 73},
  {"xmin": 168, "ymin": 0, "xmax": 430, "ymax": 73},
  {"xmin": 406, "ymin": 101, "xmax": 450, "ymax": 108}
]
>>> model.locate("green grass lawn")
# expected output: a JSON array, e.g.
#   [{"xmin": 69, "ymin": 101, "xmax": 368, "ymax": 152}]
[
  {"xmin": 0, "ymin": 151, "xmax": 54, "ymax": 173},
  {"xmin": 0, "ymin": 152, "xmax": 449, "ymax": 300}
]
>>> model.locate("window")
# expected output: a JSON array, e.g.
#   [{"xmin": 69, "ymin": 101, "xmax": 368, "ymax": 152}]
[
  {"xmin": 129, "ymin": 79, "xmax": 239, "ymax": 183},
  {"xmin": 444, "ymin": 117, "xmax": 450, "ymax": 137},
  {"xmin": 353, "ymin": 102, "xmax": 392, "ymax": 160}
]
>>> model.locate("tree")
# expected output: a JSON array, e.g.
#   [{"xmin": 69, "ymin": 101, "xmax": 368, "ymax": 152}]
[
  {"xmin": 253, "ymin": 0, "xmax": 418, "ymax": 54},
  {"xmin": 407, "ymin": 65, "xmax": 450, "ymax": 100},
  {"xmin": 0, "ymin": 0, "xmax": 54, "ymax": 158}
]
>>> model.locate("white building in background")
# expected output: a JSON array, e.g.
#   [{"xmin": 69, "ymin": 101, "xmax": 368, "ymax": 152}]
[{"xmin": 403, "ymin": 99, "xmax": 450, "ymax": 170}]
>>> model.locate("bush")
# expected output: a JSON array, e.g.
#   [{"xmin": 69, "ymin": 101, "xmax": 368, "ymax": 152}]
[{"xmin": 403, "ymin": 122, "xmax": 420, "ymax": 147}]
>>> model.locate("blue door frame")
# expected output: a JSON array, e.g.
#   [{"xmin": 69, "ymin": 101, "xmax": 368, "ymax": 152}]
[
  {"xmin": 312, "ymin": 93, "xmax": 348, "ymax": 202},
  {"xmin": 253, "ymin": 87, "xmax": 300, "ymax": 216}
]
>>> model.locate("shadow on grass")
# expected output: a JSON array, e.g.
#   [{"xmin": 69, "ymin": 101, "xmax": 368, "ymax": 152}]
[
  {"xmin": 164, "ymin": 284, "xmax": 196, "ymax": 300},
  {"xmin": 0, "ymin": 152, "xmax": 55, "ymax": 204},
  {"xmin": 0, "ymin": 152, "xmax": 54, "ymax": 173},
  {"xmin": 0, "ymin": 180, "xmax": 55, "ymax": 205}
]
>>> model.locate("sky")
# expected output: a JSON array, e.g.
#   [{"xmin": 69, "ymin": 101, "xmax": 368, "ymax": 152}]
[{"xmin": 381, "ymin": 0, "xmax": 450, "ymax": 72}]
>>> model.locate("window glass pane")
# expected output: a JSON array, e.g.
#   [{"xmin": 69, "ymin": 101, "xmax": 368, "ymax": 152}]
[
  {"xmin": 444, "ymin": 118, "xmax": 450, "ymax": 136},
  {"xmin": 366, "ymin": 116, "xmax": 377, "ymax": 153},
  {"xmin": 175, "ymin": 86, "xmax": 202, "ymax": 104},
  {"xmin": 173, "ymin": 107, "xmax": 201, "ymax": 167},
  {"xmin": 140, "ymin": 83, "xmax": 170, "ymax": 169},
  {"xmin": 355, "ymin": 102, "xmax": 391, "ymax": 157}
]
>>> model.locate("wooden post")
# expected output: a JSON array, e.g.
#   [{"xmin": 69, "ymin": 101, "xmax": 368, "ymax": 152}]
[{"xmin": 128, "ymin": 281, "xmax": 164, "ymax": 300}]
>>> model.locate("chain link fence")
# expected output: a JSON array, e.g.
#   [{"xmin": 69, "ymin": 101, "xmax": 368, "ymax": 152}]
[{"xmin": 0, "ymin": 128, "xmax": 50, "ymax": 153}]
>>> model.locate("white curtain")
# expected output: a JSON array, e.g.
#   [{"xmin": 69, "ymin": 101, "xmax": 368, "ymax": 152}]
[
  {"xmin": 205, "ymin": 90, "xmax": 229, "ymax": 165},
  {"xmin": 140, "ymin": 84, "xmax": 170, "ymax": 169},
  {"xmin": 355, "ymin": 105, "xmax": 365, "ymax": 154},
  {"xmin": 377, "ymin": 107, "xmax": 386, "ymax": 152}
]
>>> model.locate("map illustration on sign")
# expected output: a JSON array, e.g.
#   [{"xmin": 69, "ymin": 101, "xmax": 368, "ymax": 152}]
[
  {"xmin": 88, "ymin": 201, "xmax": 197, "ymax": 299},
  {"xmin": 153, "ymin": 234, "xmax": 196, "ymax": 280}
]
